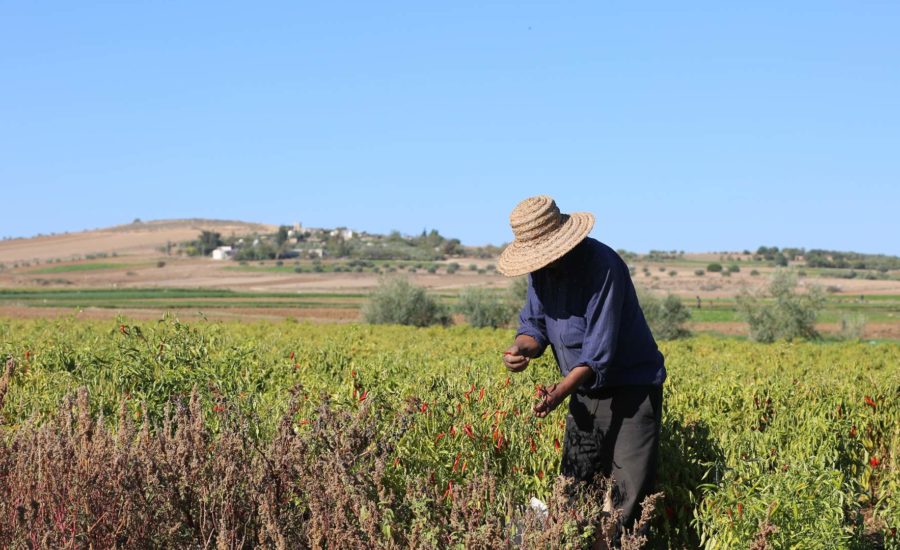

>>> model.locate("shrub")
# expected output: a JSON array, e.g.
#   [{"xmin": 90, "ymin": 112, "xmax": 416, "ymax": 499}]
[
  {"xmin": 839, "ymin": 313, "xmax": 867, "ymax": 341},
  {"xmin": 736, "ymin": 270, "xmax": 826, "ymax": 343},
  {"xmin": 446, "ymin": 263, "xmax": 459, "ymax": 274},
  {"xmin": 668, "ymin": 270, "xmax": 677, "ymax": 277},
  {"xmin": 509, "ymin": 276, "xmax": 529, "ymax": 302},
  {"xmin": 362, "ymin": 278, "xmax": 450, "ymax": 327},
  {"xmin": 706, "ymin": 263, "xmax": 723, "ymax": 273},
  {"xmin": 750, "ymin": 269, "xmax": 760, "ymax": 276},
  {"xmin": 637, "ymin": 290, "xmax": 691, "ymax": 340},
  {"xmin": 727, "ymin": 264, "xmax": 740, "ymax": 273},
  {"xmin": 694, "ymin": 269, "xmax": 705, "ymax": 276},
  {"xmin": 454, "ymin": 287, "xmax": 517, "ymax": 328},
  {"xmin": 156, "ymin": 261, "xmax": 166, "ymax": 268}
]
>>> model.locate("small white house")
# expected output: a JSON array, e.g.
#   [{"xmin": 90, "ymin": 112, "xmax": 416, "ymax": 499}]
[
  {"xmin": 330, "ymin": 228, "xmax": 354, "ymax": 240},
  {"xmin": 212, "ymin": 246, "xmax": 234, "ymax": 261}
]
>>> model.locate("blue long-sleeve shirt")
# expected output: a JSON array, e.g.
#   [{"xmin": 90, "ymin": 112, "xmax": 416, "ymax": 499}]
[{"xmin": 516, "ymin": 238, "xmax": 666, "ymax": 391}]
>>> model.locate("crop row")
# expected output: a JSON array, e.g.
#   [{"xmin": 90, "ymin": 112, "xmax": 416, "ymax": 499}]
[{"xmin": 0, "ymin": 317, "xmax": 898, "ymax": 548}]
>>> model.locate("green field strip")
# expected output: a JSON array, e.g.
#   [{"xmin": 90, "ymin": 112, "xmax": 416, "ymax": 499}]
[
  {"xmin": 27, "ymin": 262, "xmax": 134, "ymax": 274},
  {"xmin": 17, "ymin": 300, "xmax": 362, "ymax": 310},
  {"xmin": 0, "ymin": 288, "xmax": 367, "ymax": 301}
]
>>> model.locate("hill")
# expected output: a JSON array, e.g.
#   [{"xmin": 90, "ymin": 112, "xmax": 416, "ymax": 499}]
[{"xmin": 0, "ymin": 219, "xmax": 277, "ymax": 264}]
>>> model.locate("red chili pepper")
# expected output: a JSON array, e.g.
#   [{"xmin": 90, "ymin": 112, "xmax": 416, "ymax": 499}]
[
  {"xmin": 865, "ymin": 396, "xmax": 877, "ymax": 409},
  {"xmin": 478, "ymin": 387, "xmax": 485, "ymax": 401},
  {"xmin": 504, "ymin": 377, "xmax": 510, "ymax": 387},
  {"xmin": 420, "ymin": 402, "xmax": 428, "ymax": 413},
  {"xmin": 24, "ymin": 350, "xmax": 31, "ymax": 361},
  {"xmin": 537, "ymin": 470, "xmax": 544, "ymax": 480},
  {"xmin": 351, "ymin": 369, "xmax": 357, "ymax": 378},
  {"xmin": 358, "ymin": 390, "xmax": 368, "ymax": 402},
  {"xmin": 435, "ymin": 432, "xmax": 445, "ymax": 442},
  {"xmin": 529, "ymin": 438, "xmax": 537, "ymax": 453},
  {"xmin": 849, "ymin": 426, "xmax": 858, "ymax": 438},
  {"xmin": 495, "ymin": 433, "xmax": 504, "ymax": 450},
  {"xmin": 213, "ymin": 404, "xmax": 225, "ymax": 413},
  {"xmin": 452, "ymin": 453, "xmax": 461, "ymax": 472},
  {"xmin": 444, "ymin": 481, "xmax": 453, "ymax": 500},
  {"xmin": 463, "ymin": 424, "xmax": 474, "ymax": 439},
  {"xmin": 870, "ymin": 456, "xmax": 880, "ymax": 468},
  {"xmin": 450, "ymin": 425, "xmax": 457, "ymax": 437},
  {"xmin": 289, "ymin": 351, "xmax": 295, "ymax": 360},
  {"xmin": 554, "ymin": 438, "xmax": 561, "ymax": 451}
]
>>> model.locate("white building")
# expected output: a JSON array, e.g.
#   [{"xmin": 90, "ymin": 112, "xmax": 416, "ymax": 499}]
[
  {"xmin": 330, "ymin": 228, "xmax": 354, "ymax": 240},
  {"xmin": 211, "ymin": 246, "xmax": 234, "ymax": 260}
]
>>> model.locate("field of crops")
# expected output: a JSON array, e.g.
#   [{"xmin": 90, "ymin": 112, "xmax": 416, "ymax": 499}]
[{"xmin": 1, "ymin": 317, "xmax": 898, "ymax": 548}]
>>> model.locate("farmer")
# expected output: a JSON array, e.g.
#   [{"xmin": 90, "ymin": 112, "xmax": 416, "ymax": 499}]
[{"xmin": 499, "ymin": 195, "xmax": 665, "ymax": 539}]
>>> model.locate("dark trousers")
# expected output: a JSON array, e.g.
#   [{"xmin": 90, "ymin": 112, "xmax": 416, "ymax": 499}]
[{"xmin": 560, "ymin": 385, "xmax": 663, "ymax": 530}]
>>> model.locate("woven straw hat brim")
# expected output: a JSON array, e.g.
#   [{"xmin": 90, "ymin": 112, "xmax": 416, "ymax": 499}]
[{"xmin": 497, "ymin": 212, "xmax": 594, "ymax": 277}]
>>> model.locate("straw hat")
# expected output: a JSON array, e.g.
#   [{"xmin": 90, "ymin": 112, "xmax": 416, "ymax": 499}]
[{"xmin": 497, "ymin": 195, "xmax": 595, "ymax": 277}]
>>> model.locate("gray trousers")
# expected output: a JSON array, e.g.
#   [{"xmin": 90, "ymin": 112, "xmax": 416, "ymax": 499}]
[{"xmin": 560, "ymin": 385, "xmax": 663, "ymax": 530}]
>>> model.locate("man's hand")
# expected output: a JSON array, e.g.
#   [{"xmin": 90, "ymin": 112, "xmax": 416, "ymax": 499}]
[
  {"xmin": 533, "ymin": 383, "xmax": 560, "ymax": 417},
  {"xmin": 503, "ymin": 345, "xmax": 530, "ymax": 372},
  {"xmin": 531, "ymin": 366, "xmax": 595, "ymax": 419}
]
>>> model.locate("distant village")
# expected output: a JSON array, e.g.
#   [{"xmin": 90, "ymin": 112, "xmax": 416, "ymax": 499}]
[{"xmin": 199, "ymin": 223, "xmax": 497, "ymax": 263}]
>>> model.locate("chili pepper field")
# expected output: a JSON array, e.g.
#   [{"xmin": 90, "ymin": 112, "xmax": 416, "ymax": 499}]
[{"xmin": 1, "ymin": 317, "xmax": 898, "ymax": 548}]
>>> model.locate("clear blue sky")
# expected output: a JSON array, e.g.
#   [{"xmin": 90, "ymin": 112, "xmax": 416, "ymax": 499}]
[{"xmin": 2, "ymin": 2, "xmax": 898, "ymax": 254}]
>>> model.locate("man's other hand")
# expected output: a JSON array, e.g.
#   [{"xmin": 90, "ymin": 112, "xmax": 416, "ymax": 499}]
[
  {"xmin": 533, "ymin": 383, "xmax": 561, "ymax": 417},
  {"xmin": 503, "ymin": 345, "xmax": 530, "ymax": 372}
]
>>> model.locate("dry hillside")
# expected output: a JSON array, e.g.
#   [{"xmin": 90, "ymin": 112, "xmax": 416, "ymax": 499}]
[{"xmin": 0, "ymin": 219, "xmax": 277, "ymax": 264}]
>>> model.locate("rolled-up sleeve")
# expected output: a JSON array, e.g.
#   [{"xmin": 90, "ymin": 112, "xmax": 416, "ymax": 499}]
[
  {"xmin": 516, "ymin": 276, "xmax": 549, "ymax": 355},
  {"xmin": 577, "ymin": 264, "xmax": 625, "ymax": 390}
]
